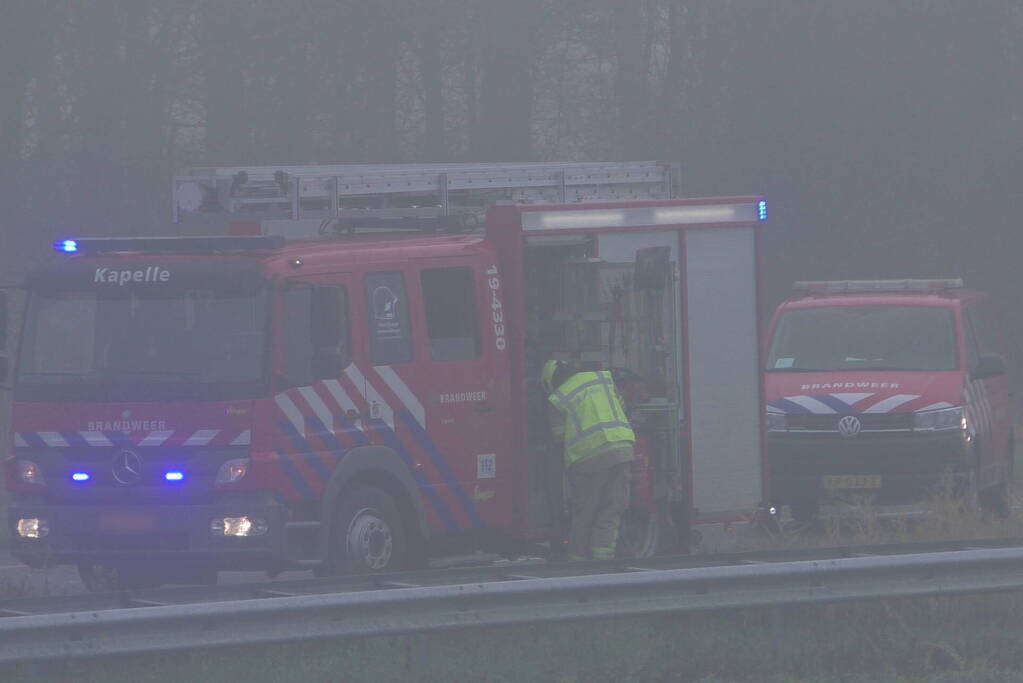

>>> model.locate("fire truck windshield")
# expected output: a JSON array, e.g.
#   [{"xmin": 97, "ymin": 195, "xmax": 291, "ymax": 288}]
[
  {"xmin": 766, "ymin": 305, "xmax": 957, "ymax": 372},
  {"xmin": 17, "ymin": 287, "xmax": 267, "ymax": 400}
]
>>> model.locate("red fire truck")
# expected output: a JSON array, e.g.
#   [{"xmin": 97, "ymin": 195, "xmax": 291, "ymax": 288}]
[{"xmin": 2, "ymin": 162, "xmax": 770, "ymax": 589}]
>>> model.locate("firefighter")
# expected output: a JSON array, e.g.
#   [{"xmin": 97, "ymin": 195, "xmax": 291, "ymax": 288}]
[{"xmin": 541, "ymin": 359, "xmax": 636, "ymax": 561}]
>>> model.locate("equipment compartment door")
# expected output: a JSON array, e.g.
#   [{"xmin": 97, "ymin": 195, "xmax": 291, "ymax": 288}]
[{"xmin": 684, "ymin": 227, "xmax": 763, "ymax": 516}]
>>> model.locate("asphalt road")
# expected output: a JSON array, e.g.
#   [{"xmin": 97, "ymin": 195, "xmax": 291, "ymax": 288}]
[
  {"xmin": 0, "ymin": 551, "xmax": 305, "ymax": 597},
  {"xmin": 0, "ymin": 525, "xmax": 866, "ymax": 599}
]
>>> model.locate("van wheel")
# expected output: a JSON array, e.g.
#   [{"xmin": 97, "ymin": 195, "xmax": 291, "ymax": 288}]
[
  {"xmin": 956, "ymin": 468, "xmax": 983, "ymax": 516},
  {"xmin": 981, "ymin": 480, "xmax": 1011, "ymax": 518},
  {"xmin": 980, "ymin": 445, "xmax": 1013, "ymax": 518},
  {"xmin": 789, "ymin": 500, "xmax": 819, "ymax": 524},
  {"xmin": 330, "ymin": 485, "xmax": 407, "ymax": 574},
  {"xmin": 616, "ymin": 507, "xmax": 661, "ymax": 558}
]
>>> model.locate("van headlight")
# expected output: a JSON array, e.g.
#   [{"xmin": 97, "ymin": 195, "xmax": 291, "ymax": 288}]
[
  {"xmin": 766, "ymin": 409, "xmax": 787, "ymax": 432},
  {"xmin": 913, "ymin": 406, "xmax": 964, "ymax": 431}
]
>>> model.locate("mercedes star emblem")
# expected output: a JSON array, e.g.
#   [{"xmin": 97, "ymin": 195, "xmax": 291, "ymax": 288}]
[{"xmin": 111, "ymin": 450, "xmax": 143, "ymax": 485}]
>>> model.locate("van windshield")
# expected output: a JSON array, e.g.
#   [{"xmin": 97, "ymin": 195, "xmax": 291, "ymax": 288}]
[
  {"xmin": 766, "ymin": 305, "xmax": 957, "ymax": 372},
  {"xmin": 17, "ymin": 288, "xmax": 267, "ymax": 396}
]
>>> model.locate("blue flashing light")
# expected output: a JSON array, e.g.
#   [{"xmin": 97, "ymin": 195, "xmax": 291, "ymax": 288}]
[
  {"xmin": 757, "ymin": 200, "xmax": 768, "ymax": 221},
  {"xmin": 55, "ymin": 239, "xmax": 79, "ymax": 253},
  {"xmin": 165, "ymin": 471, "xmax": 185, "ymax": 482},
  {"xmin": 71, "ymin": 472, "xmax": 90, "ymax": 482}
]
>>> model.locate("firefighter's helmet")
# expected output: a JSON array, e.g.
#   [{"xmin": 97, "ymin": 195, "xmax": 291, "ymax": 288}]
[{"xmin": 541, "ymin": 359, "xmax": 568, "ymax": 394}]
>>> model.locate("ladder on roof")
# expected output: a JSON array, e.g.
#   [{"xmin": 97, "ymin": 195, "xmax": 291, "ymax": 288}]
[{"xmin": 172, "ymin": 161, "xmax": 679, "ymax": 223}]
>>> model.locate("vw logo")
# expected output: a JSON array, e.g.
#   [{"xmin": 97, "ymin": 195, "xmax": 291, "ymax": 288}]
[
  {"xmin": 837, "ymin": 415, "xmax": 862, "ymax": 438},
  {"xmin": 111, "ymin": 450, "xmax": 143, "ymax": 485}
]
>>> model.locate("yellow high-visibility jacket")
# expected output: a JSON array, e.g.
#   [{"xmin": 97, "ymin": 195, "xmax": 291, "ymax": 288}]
[{"xmin": 548, "ymin": 371, "xmax": 635, "ymax": 466}]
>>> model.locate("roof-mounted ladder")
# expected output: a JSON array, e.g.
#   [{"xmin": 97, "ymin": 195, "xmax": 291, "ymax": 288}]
[{"xmin": 173, "ymin": 161, "xmax": 679, "ymax": 224}]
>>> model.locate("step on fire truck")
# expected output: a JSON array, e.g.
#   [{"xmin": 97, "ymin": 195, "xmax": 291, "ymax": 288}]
[{"xmin": 2, "ymin": 162, "xmax": 770, "ymax": 589}]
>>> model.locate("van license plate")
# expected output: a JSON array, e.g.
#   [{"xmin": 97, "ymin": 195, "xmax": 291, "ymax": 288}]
[{"xmin": 824, "ymin": 475, "xmax": 881, "ymax": 490}]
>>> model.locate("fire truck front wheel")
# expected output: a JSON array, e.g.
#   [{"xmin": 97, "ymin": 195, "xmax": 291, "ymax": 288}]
[{"xmin": 330, "ymin": 484, "xmax": 408, "ymax": 574}]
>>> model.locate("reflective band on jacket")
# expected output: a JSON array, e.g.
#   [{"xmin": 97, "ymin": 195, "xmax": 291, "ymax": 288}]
[{"xmin": 549, "ymin": 371, "xmax": 635, "ymax": 466}]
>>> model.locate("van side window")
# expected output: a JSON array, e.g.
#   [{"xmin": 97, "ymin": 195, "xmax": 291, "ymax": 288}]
[
  {"xmin": 421, "ymin": 267, "xmax": 481, "ymax": 361},
  {"xmin": 281, "ymin": 284, "xmax": 350, "ymax": 387},
  {"xmin": 365, "ymin": 272, "xmax": 412, "ymax": 364}
]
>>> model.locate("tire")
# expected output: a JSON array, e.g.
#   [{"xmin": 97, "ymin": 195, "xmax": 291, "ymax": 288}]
[
  {"xmin": 981, "ymin": 480, "xmax": 1011, "ymax": 518},
  {"xmin": 616, "ymin": 507, "xmax": 661, "ymax": 559},
  {"xmin": 330, "ymin": 484, "xmax": 408, "ymax": 574},
  {"xmin": 789, "ymin": 500, "xmax": 819, "ymax": 524},
  {"xmin": 956, "ymin": 468, "xmax": 983, "ymax": 516},
  {"xmin": 979, "ymin": 444, "xmax": 1013, "ymax": 518}
]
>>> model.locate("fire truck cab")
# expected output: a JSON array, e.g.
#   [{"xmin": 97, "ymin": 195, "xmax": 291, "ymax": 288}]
[{"xmin": 3, "ymin": 162, "xmax": 770, "ymax": 588}]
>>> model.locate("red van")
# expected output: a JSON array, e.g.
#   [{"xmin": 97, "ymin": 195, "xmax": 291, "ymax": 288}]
[{"xmin": 764, "ymin": 280, "xmax": 1013, "ymax": 521}]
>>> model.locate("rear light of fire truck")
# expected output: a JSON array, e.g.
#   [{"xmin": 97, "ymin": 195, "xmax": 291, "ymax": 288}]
[{"xmin": 215, "ymin": 458, "xmax": 250, "ymax": 486}]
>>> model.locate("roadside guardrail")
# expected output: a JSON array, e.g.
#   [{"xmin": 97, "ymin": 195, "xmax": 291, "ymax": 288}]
[{"xmin": 3, "ymin": 541, "xmax": 1023, "ymax": 663}]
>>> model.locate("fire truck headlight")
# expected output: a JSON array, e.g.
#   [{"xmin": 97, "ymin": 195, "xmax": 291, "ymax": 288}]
[
  {"xmin": 215, "ymin": 458, "xmax": 250, "ymax": 486},
  {"xmin": 17, "ymin": 518, "xmax": 49, "ymax": 538},
  {"xmin": 210, "ymin": 516, "xmax": 268, "ymax": 537},
  {"xmin": 17, "ymin": 460, "xmax": 45, "ymax": 486}
]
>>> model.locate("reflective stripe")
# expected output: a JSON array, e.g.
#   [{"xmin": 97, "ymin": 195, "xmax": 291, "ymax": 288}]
[
  {"xmin": 553, "ymin": 374, "xmax": 617, "ymax": 406},
  {"xmin": 565, "ymin": 421, "xmax": 633, "ymax": 450},
  {"xmin": 599, "ymin": 381, "xmax": 622, "ymax": 423}
]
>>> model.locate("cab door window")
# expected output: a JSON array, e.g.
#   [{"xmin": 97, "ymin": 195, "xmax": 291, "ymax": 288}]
[
  {"xmin": 421, "ymin": 267, "xmax": 481, "ymax": 361},
  {"xmin": 281, "ymin": 284, "xmax": 350, "ymax": 387}
]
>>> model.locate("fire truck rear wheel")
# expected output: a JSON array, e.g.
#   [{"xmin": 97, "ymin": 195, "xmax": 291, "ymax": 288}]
[{"xmin": 331, "ymin": 485, "xmax": 408, "ymax": 574}]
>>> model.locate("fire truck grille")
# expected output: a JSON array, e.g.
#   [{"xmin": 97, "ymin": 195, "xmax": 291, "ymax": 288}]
[{"xmin": 786, "ymin": 413, "xmax": 914, "ymax": 432}]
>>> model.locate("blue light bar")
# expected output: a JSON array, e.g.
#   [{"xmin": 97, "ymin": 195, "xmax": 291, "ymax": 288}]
[
  {"xmin": 71, "ymin": 472, "xmax": 90, "ymax": 482},
  {"xmin": 51, "ymin": 235, "xmax": 284, "ymax": 255},
  {"xmin": 757, "ymin": 200, "xmax": 768, "ymax": 221},
  {"xmin": 165, "ymin": 471, "xmax": 184, "ymax": 482}
]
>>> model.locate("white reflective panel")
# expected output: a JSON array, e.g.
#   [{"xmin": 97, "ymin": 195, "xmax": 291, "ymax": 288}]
[
  {"xmin": 522, "ymin": 202, "xmax": 757, "ymax": 231},
  {"xmin": 651, "ymin": 205, "xmax": 742, "ymax": 224},
  {"xmin": 523, "ymin": 210, "xmax": 628, "ymax": 230},
  {"xmin": 685, "ymin": 227, "xmax": 763, "ymax": 515}
]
